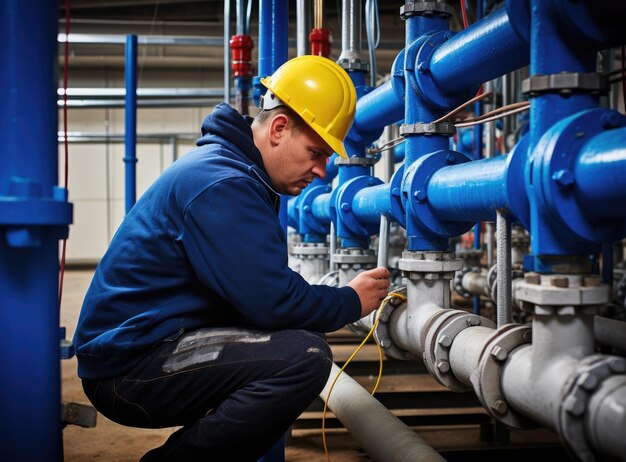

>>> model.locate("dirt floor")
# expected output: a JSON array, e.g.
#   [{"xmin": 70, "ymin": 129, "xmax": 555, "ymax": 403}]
[{"xmin": 61, "ymin": 270, "xmax": 369, "ymax": 461}]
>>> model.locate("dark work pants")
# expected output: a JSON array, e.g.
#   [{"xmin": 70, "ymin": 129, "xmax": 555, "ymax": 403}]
[{"xmin": 82, "ymin": 327, "xmax": 333, "ymax": 462}]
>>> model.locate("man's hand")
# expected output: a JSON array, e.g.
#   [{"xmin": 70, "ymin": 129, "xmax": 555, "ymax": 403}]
[{"xmin": 347, "ymin": 267, "xmax": 391, "ymax": 318}]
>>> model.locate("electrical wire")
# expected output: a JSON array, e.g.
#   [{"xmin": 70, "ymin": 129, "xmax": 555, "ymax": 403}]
[
  {"xmin": 59, "ymin": 0, "xmax": 71, "ymax": 312},
  {"xmin": 433, "ymin": 89, "xmax": 493, "ymax": 124},
  {"xmin": 322, "ymin": 291, "xmax": 408, "ymax": 462},
  {"xmin": 455, "ymin": 104, "xmax": 530, "ymax": 128},
  {"xmin": 458, "ymin": 101, "xmax": 530, "ymax": 125},
  {"xmin": 460, "ymin": 0, "xmax": 468, "ymax": 28}
]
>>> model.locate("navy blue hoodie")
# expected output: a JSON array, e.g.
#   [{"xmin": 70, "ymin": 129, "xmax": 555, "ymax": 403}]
[{"xmin": 73, "ymin": 104, "xmax": 361, "ymax": 380}]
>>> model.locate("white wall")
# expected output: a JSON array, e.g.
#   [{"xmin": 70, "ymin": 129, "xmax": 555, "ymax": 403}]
[{"xmin": 59, "ymin": 105, "xmax": 211, "ymax": 264}]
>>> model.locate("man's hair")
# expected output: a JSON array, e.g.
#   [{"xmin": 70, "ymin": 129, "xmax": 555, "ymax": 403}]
[{"xmin": 255, "ymin": 105, "xmax": 305, "ymax": 132}]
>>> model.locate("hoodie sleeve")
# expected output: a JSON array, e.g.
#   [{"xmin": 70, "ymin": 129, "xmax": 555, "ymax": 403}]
[{"xmin": 180, "ymin": 176, "xmax": 362, "ymax": 332}]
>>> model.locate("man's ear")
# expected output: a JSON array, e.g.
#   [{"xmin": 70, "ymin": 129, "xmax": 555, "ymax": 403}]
[{"xmin": 268, "ymin": 113, "xmax": 290, "ymax": 147}]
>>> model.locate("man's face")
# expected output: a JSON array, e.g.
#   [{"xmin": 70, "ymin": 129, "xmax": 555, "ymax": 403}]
[{"xmin": 265, "ymin": 120, "xmax": 334, "ymax": 196}]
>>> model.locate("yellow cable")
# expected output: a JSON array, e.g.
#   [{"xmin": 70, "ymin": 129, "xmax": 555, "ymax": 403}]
[{"xmin": 322, "ymin": 292, "xmax": 407, "ymax": 462}]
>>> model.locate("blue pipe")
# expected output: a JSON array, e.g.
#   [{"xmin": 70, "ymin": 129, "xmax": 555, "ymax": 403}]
[
  {"xmin": 352, "ymin": 183, "xmax": 393, "ymax": 225},
  {"xmin": 0, "ymin": 0, "xmax": 72, "ymax": 459},
  {"xmin": 353, "ymin": 81, "xmax": 404, "ymax": 134},
  {"xmin": 526, "ymin": 0, "xmax": 599, "ymax": 270},
  {"xmin": 256, "ymin": 0, "xmax": 289, "ymax": 237},
  {"xmin": 311, "ymin": 193, "xmax": 331, "ymax": 223},
  {"xmin": 430, "ymin": 6, "xmax": 528, "ymax": 95},
  {"xmin": 124, "ymin": 34, "xmax": 138, "ymax": 214},
  {"xmin": 574, "ymin": 127, "xmax": 626, "ymax": 218}
]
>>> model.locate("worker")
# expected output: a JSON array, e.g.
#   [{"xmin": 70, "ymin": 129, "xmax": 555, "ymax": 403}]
[{"xmin": 73, "ymin": 55, "xmax": 390, "ymax": 462}]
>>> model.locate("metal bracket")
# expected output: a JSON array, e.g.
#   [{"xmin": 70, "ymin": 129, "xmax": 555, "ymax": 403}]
[
  {"xmin": 400, "ymin": 122, "xmax": 456, "ymax": 137},
  {"xmin": 522, "ymin": 72, "xmax": 608, "ymax": 96},
  {"xmin": 400, "ymin": 1, "xmax": 455, "ymax": 19}
]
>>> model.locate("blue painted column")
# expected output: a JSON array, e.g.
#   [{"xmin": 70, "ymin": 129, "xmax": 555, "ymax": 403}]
[
  {"xmin": 256, "ymin": 0, "xmax": 289, "ymax": 236},
  {"xmin": 124, "ymin": 34, "xmax": 138, "ymax": 214},
  {"xmin": 0, "ymin": 0, "xmax": 72, "ymax": 460}
]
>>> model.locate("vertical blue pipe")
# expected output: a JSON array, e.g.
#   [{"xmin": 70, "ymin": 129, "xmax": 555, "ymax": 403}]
[
  {"xmin": 257, "ymin": 0, "xmax": 289, "ymax": 237},
  {"xmin": 527, "ymin": 0, "xmax": 598, "ymax": 267},
  {"xmin": 124, "ymin": 35, "xmax": 138, "ymax": 214},
  {"xmin": 0, "ymin": 0, "xmax": 65, "ymax": 459},
  {"xmin": 256, "ymin": 5, "xmax": 288, "ymax": 459},
  {"xmin": 403, "ymin": 13, "xmax": 450, "ymax": 251}
]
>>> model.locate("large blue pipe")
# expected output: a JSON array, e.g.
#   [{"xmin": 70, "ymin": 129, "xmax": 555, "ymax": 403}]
[
  {"xmin": 429, "ymin": 6, "xmax": 528, "ymax": 94},
  {"xmin": 575, "ymin": 127, "xmax": 626, "ymax": 218},
  {"xmin": 0, "ymin": 0, "xmax": 72, "ymax": 459},
  {"xmin": 428, "ymin": 156, "xmax": 507, "ymax": 223},
  {"xmin": 527, "ymin": 0, "xmax": 599, "ymax": 264},
  {"xmin": 352, "ymin": 183, "xmax": 393, "ymax": 225},
  {"xmin": 353, "ymin": 81, "xmax": 404, "ymax": 133},
  {"xmin": 124, "ymin": 35, "xmax": 138, "ymax": 214},
  {"xmin": 257, "ymin": 0, "xmax": 289, "ymax": 236}
]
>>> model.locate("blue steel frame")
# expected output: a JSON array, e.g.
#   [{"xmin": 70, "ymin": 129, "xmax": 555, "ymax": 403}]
[{"xmin": 0, "ymin": 0, "xmax": 73, "ymax": 460}]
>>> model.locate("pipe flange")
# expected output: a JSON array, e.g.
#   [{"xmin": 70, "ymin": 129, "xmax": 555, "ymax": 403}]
[
  {"xmin": 335, "ymin": 156, "xmax": 377, "ymax": 166},
  {"xmin": 473, "ymin": 323, "xmax": 536, "ymax": 429},
  {"xmin": 335, "ymin": 175, "xmax": 385, "ymax": 237},
  {"xmin": 522, "ymin": 73, "xmax": 608, "ymax": 97},
  {"xmin": 401, "ymin": 150, "xmax": 474, "ymax": 239},
  {"xmin": 424, "ymin": 310, "xmax": 496, "ymax": 392},
  {"xmin": 374, "ymin": 288, "xmax": 418, "ymax": 360},
  {"xmin": 453, "ymin": 266, "xmax": 473, "ymax": 299},
  {"xmin": 558, "ymin": 354, "xmax": 626, "ymax": 462},
  {"xmin": 400, "ymin": 1, "xmax": 455, "ymax": 19},
  {"xmin": 291, "ymin": 243, "xmax": 328, "ymax": 258},
  {"xmin": 400, "ymin": 122, "xmax": 456, "ymax": 137}
]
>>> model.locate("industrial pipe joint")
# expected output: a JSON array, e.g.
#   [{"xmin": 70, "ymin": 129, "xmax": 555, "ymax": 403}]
[
  {"xmin": 529, "ymin": 108, "xmax": 626, "ymax": 254},
  {"xmin": 402, "ymin": 150, "xmax": 473, "ymax": 250}
]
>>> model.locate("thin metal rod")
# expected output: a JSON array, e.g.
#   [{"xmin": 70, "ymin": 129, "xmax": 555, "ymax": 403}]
[
  {"xmin": 329, "ymin": 220, "xmax": 337, "ymax": 271},
  {"xmin": 296, "ymin": 0, "xmax": 307, "ymax": 56},
  {"xmin": 496, "ymin": 211, "xmax": 512, "ymax": 327},
  {"xmin": 223, "ymin": 0, "xmax": 231, "ymax": 104}
]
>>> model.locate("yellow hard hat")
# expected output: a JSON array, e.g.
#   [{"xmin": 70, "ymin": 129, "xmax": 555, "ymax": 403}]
[{"xmin": 260, "ymin": 55, "xmax": 357, "ymax": 159}]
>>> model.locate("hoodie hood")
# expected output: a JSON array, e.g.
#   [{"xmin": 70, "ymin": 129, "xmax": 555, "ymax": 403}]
[{"xmin": 197, "ymin": 103, "xmax": 266, "ymax": 174}]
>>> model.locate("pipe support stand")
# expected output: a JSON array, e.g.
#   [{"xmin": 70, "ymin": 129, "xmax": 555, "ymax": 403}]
[
  {"xmin": 558, "ymin": 354, "xmax": 626, "ymax": 462},
  {"xmin": 472, "ymin": 323, "xmax": 536, "ymax": 429},
  {"xmin": 422, "ymin": 309, "xmax": 495, "ymax": 391}
]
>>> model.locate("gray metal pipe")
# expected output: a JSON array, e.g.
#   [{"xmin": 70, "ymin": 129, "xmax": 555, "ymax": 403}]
[
  {"xmin": 338, "ymin": 0, "xmax": 365, "ymax": 66},
  {"xmin": 594, "ymin": 316, "xmax": 626, "ymax": 353},
  {"xmin": 296, "ymin": 0, "xmax": 308, "ymax": 56},
  {"xmin": 320, "ymin": 363, "xmax": 446, "ymax": 462}
]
